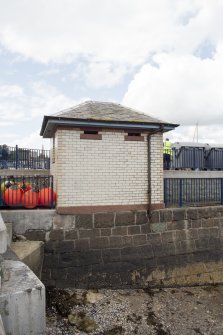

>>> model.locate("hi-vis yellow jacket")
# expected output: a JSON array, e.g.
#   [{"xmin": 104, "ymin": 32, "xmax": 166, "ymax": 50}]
[{"xmin": 163, "ymin": 140, "xmax": 173, "ymax": 156}]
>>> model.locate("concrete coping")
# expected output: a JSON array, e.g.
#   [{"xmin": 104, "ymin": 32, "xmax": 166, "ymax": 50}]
[{"xmin": 0, "ymin": 214, "xmax": 7, "ymax": 254}]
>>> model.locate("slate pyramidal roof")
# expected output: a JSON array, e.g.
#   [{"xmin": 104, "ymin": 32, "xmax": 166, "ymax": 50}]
[{"xmin": 40, "ymin": 100, "xmax": 179, "ymax": 138}]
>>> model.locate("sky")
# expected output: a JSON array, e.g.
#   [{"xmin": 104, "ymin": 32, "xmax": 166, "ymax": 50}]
[{"xmin": 1, "ymin": 0, "xmax": 223, "ymax": 149}]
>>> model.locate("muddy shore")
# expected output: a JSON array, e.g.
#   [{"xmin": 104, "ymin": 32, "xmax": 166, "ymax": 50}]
[{"xmin": 46, "ymin": 285, "xmax": 223, "ymax": 335}]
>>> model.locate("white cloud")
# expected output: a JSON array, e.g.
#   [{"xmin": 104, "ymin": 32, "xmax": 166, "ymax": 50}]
[
  {"xmin": 1, "ymin": 1, "xmax": 223, "ymax": 89},
  {"xmin": 0, "ymin": 0, "xmax": 207, "ymax": 65},
  {"xmin": 168, "ymin": 125, "xmax": 223, "ymax": 145},
  {"xmin": 123, "ymin": 51, "xmax": 223, "ymax": 128},
  {"xmin": 0, "ymin": 84, "xmax": 24, "ymax": 97},
  {"xmin": 0, "ymin": 81, "xmax": 77, "ymax": 124},
  {"xmin": 0, "ymin": 81, "xmax": 84, "ymax": 148},
  {"xmin": 11, "ymin": 130, "xmax": 50, "ymax": 150},
  {"xmin": 84, "ymin": 62, "xmax": 128, "ymax": 88}
]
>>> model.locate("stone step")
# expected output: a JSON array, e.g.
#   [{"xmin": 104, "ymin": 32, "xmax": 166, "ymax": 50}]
[
  {"xmin": 10, "ymin": 241, "xmax": 44, "ymax": 279},
  {"xmin": 0, "ymin": 260, "xmax": 45, "ymax": 335}
]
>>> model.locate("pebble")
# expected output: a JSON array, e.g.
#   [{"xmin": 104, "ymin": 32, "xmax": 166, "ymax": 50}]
[{"xmin": 46, "ymin": 285, "xmax": 223, "ymax": 334}]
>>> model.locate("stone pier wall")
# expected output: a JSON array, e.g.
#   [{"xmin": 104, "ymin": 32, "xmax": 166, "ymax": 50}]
[{"xmin": 1, "ymin": 206, "xmax": 223, "ymax": 288}]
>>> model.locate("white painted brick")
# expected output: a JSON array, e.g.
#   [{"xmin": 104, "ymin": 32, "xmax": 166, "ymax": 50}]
[{"xmin": 50, "ymin": 129, "xmax": 164, "ymax": 207}]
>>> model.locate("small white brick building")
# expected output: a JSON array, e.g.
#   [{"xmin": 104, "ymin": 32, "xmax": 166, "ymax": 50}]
[{"xmin": 40, "ymin": 101, "xmax": 177, "ymax": 214}]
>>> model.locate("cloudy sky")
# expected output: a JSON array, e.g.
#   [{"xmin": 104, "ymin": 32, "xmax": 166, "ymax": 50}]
[{"xmin": 1, "ymin": 0, "xmax": 223, "ymax": 149}]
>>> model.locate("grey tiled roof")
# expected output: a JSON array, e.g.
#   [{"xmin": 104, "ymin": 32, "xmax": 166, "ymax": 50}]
[{"xmin": 52, "ymin": 100, "xmax": 166, "ymax": 124}]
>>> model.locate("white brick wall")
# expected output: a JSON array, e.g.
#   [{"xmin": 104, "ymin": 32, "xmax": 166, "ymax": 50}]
[
  {"xmin": 150, "ymin": 133, "xmax": 164, "ymax": 204},
  {"xmin": 50, "ymin": 128, "xmax": 164, "ymax": 208}
]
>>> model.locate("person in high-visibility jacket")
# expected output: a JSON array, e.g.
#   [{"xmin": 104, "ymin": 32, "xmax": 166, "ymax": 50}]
[{"xmin": 163, "ymin": 138, "xmax": 172, "ymax": 170}]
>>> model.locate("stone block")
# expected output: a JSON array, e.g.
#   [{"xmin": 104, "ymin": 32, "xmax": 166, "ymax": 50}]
[
  {"xmin": 133, "ymin": 234, "xmax": 147, "ymax": 246},
  {"xmin": 195, "ymin": 238, "xmax": 210, "ymax": 251},
  {"xmin": 59, "ymin": 252, "xmax": 80, "ymax": 267},
  {"xmin": 172, "ymin": 209, "xmax": 186, "ymax": 221},
  {"xmin": 75, "ymin": 214, "xmax": 93, "ymax": 229},
  {"xmin": 162, "ymin": 231, "xmax": 174, "ymax": 243},
  {"xmin": 136, "ymin": 211, "xmax": 148, "ymax": 225},
  {"xmin": 64, "ymin": 229, "xmax": 78, "ymax": 240},
  {"xmin": 25, "ymin": 229, "xmax": 46, "ymax": 242},
  {"xmin": 148, "ymin": 233, "xmax": 162, "ymax": 246},
  {"xmin": 75, "ymin": 238, "xmax": 90, "ymax": 251},
  {"xmin": 90, "ymin": 237, "xmax": 109, "ymax": 249},
  {"xmin": 201, "ymin": 218, "xmax": 215, "ymax": 228},
  {"xmin": 94, "ymin": 213, "xmax": 114, "ymax": 228},
  {"xmin": 53, "ymin": 214, "xmax": 74, "ymax": 229},
  {"xmin": 151, "ymin": 222, "xmax": 166, "ymax": 233},
  {"xmin": 160, "ymin": 210, "xmax": 172, "ymax": 222},
  {"xmin": 152, "ymin": 245, "xmax": 165, "ymax": 257},
  {"xmin": 162, "ymin": 242, "xmax": 176, "ymax": 256},
  {"xmin": 175, "ymin": 230, "xmax": 187, "ymax": 241},
  {"xmin": 187, "ymin": 208, "xmax": 198, "ymax": 220},
  {"xmin": 100, "ymin": 228, "xmax": 112, "ymax": 236},
  {"xmin": 53, "ymin": 241, "xmax": 75, "ymax": 253},
  {"xmin": 209, "ymin": 237, "xmax": 221, "ymax": 249},
  {"xmin": 198, "ymin": 228, "xmax": 210, "ymax": 239},
  {"xmin": 179, "ymin": 240, "xmax": 196, "ymax": 253},
  {"xmin": 102, "ymin": 249, "xmax": 121, "ymax": 262},
  {"xmin": 127, "ymin": 225, "xmax": 140, "ymax": 235},
  {"xmin": 79, "ymin": 229, "xmax": 100, "ymax": 239},
  {"xmin": 121, "ymin": 247, "xmax": 139, "ymax": 261},
  {"xmin": 51, "ymin": 268, "xmax": 67, "ymax": 280},
  {"xmin": 43, "ymin": 254, "xmax": 59, "ymax": 267},
  {"xmin": 198, "ymin": 208, "xmax": 210, "ymax": 219},
  {"xmin": 79, "ymin": 250, "xmax": 102, "ymax": 265},
  {"xmin": 149, "ymin": 211, "xmax": 160, "ymax": 223},
  {"xmin": 56, "ymin": 279, "xmax": 76, "ymax": 288},
  {"xmin": 141, "ymin": 223, "xmax": 151, "ymax": 234},
  {"xmin": 137, "ymin": 245, "xmax": 154, "ymax": 259},
  {"xmin": 121, "ymin": 236, "xmax": 133, "ymax": 247},
  {"xmin": 109, "ymin": 236, "xmax": 122, "ymax": 248},
  {"xmin": 167, "ymin": 220, "xmax": 187, "ymax": 231},
  {"xmin": 49, "ymin": 229, "xmax": 64, "ymax": 241},
  {"xmin": 115, "ymin": 212, "xmax": 135, "ymax": 226},
  {"xmin": 209, "ymin": 227, "xmax": 219, "ymax": 238},
  {"xmin": 190, "ymin": 219, "xmax": 202, "ymax": 229},
  {"xmin": 112, "ymin": 226, "xmax": 128, "ymax": 236},
  {"xmin": 44, "ymin": 241, "xmax": 55, "ymax": 253},
  {"xmin": 188, "ymin": 228, "xmax": 198, "ymax": 239}
]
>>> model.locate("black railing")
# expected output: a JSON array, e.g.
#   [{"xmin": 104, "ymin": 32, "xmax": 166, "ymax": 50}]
[
  {"xmin": 164, "ymin": 178, "xmax": 223, "ymax": 207},
  {"xmin": 0, "ymin": 175, "xmax": 55, "ymax": 209},
  {"xmin": 164, "ymin": 146, "xmax": 223, "ymax": 171},
  {"xmin": 0, "ymin": 145, "xmax": 50, "ymax": 170}
]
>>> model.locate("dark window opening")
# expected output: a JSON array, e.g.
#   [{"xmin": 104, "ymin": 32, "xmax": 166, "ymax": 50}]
[
  {"xmin": 128, "ymin": 132, "xmax": 141, "ymax": 136},
  {"xmin": 84, "ymin": 130, "xmax": 98, "ymax": 135}
]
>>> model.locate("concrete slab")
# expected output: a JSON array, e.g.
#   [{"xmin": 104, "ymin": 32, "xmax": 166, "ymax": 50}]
[
  {"xmin": 0, "ymin": 260, "xmax": 45, "ymax": 335},
  {"xmin": 0, "ymin": 214, "xmax": 7, "ymax": 254},
  {"xmin": 0, "ymin": 316, "xmax": 6, "ymax": 335},
  {"xmin": 5, "ymin": 223, "xmax": 12, "ymax": 247},
  {"xmin": 0, "ymin": 209, "xmax": 55, "ymax": 235},
  {"xmin": 10, "ymin": 241, "xmax": 44, "ymax": 279}
]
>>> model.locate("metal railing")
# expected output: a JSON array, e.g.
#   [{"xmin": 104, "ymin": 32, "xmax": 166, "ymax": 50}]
[
  {"xmin": 0, "ymin": 175, "xmax": 55, "ymax": 209},
  {"xmin": 0, "ymin": 145, "xmax": 50, "ymax": 170},
  {"xmin": 164, "ymin": 147, "xmax": 223, "ymax": 171},
  {"xmin": 164, "ymin": 178, "xmax": 223, "ymax": 207}
]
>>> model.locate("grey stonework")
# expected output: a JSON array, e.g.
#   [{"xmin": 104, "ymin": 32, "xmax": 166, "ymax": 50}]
[{"xmin": 2, "ymin": 207, "xmax": 223, "ymax": 288}]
